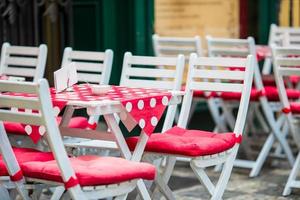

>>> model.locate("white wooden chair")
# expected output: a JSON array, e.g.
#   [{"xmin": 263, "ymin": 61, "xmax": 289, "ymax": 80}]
[
  {"xmin": 64, "ymin": 52, "xmax": 185, "ymax": 153},
  {"xmin": 272, "ymin": 46, "xmax": 300, "ymax": 196},
  {"xmin": 262, "ymin": 24, "xmax": 300, "ymax": 74},
  {"xmin": 126, "ymin": 55, "xmax": 254, "ymax": 199},
  {"xmin": 152, "ymin": 34, "xmax": 204, "ymax": 126},
  {"xmin": 206, "ymin": 36, "xmax": 297, "ymax": 177},
  {"xmin": 61, "ymin": 47, "xmax": 113, "ymax": 85},
  {"xmin": 0, "ymin": 42, "xmax": 47, "ymax": 82},
  {"xmin": 152, "ymin": 34, "xmax": 202, "ymax": 58},
  {"xmin": 61, "ymin": 48, "xmax": 114, "ymax": 132},
  {"xmin": 0, "ymin": 79, "xmax": 156, "ymax": 200}
]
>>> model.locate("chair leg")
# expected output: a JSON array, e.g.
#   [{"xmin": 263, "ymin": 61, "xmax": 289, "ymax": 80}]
[
  {"xmin": 283, "ymin": 152, "xmax": 300, "ymax": 196},
  {"xmin": 50, "ymin": 186, "xmax": 65, "ymax": 200},
  {"xmin": 114, "ymin": 194, "xmax": 128, "ymax": 200},
  {"xmin": 0, "ymin": 185, "xmax": 10, "ymax": 200},
  {"xmin": 190, "ymin": 162, "xmax": 215, "ymax": 196},
  {"xmin": 14, "ymin": 180, "xmax": 31, "ymax": 200},
  {"xmin": 250, "ymin": 134, "xmax": 275, "ymax": 177},
  {"xmin": 211, "ymin": 153, "xmax": 236, "ymax": 200},
  {"xmin": 151, "ymin": 156, "xmax": 177, "ymax": 200}
]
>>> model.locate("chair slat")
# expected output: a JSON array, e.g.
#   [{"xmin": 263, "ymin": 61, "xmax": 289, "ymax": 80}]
[
  {"xmin": 69, "ymin": 51, "xmax": 105, "ymax": 61},
  {"xmin": 276, "ymin": 58, "xmax": 300, "ymax": 66},
  {"xmin": 77, "ymin": 73, "xmax": 102, "ymax": 83},
  {"xmin": 6, "ymin": 46, "xmax": 40, "ymax": 55},
  {"xmin": 192, "ymin": 69, "xmax": 245, "ymax": 81},
  {"xmin": 191, "ymin": 82, "xmax": 243, "ymax": 93},
  {"xmin": 5, "ymin": 67, "xmax": 36, "ymax": 77},
  {"xmin": 193, "ymin": 57, "xmax": 247, "ymax": 68},
  {"xmin": 210, "ymin": 49, "xmax": 249, "ymax": 57},
  {"xmin": 128, "ymin": 56, "xmax": 178, "ymax": 66},
  {"xmin": 5, "ymin": 57, "xmax": 37, "ymax": 67},
  {"xmin": 0, "ymin": 96, "xmax": 41, "ymax": 110},
  {"xmin": 278, "ymin": 67, "xmax": 300, "ymax": 76},
  {"xmin": 126, "ymin": 67, "xmax": 176, "ymax": 78},
  {"xmin": 0, "ymin": 81, "xmax": 38, "ymax": 93},
  {"xmin": 0, "ymin": 110, "xmax": 44, "ymax": 126},
  {"xmin": 74, "ymin": 62, "xmax": 104, "ymax": 72}
]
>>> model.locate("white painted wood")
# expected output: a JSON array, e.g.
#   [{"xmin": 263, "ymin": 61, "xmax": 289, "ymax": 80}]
[
  {"xmin": 0, "ymin": 79, "xmax": 155, "ymax": 199},
  {"xmin": 207, "ymin": 36, "xmax": 296, "ymax": 178},
  {"xmin": 152, "ymin": 34, "xmax": 202, "ymax": 57},
  {"xmin": 62, "ymin": 48, "xmax": 113, "ymax": 84},
  {"xmin": 0, "ymin": 43, "xmax": 47, "ymax": 82}
]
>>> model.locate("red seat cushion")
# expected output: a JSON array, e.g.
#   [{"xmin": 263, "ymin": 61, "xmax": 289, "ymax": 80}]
[
  {"xmin": 55, "ymin": 116, "xmax": 89, "ymax": 129},
  {"xmin": 0, "ymin": 147, "xmax": 54, "ymax": 176},
  {"xmin": 220, "ymin": 88, "xmax": 260, "ymax": 101},
  {"xmin": 220, "ymin": 86, "xmax": 300, "ymax": 102},
  {"xmin": 21, "ymin": 155, "xmax": 155, "ymax": 186},
  {"xmin": 290, "ymin": 103, "xmax": 300, "ymax": 114},
  {"xmin": 126, "ymin": 126, "xmax": 239, "ymax": 157},
  {"xmin": 4, "ymin": 117, "xmax": 89, "ymax": 136}
]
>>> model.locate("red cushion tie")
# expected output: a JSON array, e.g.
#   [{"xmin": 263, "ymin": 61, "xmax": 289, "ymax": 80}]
[
  {"xmin": 282, "ymin": 107, "xmax": 291, "ymax": 114},
  {"xmin": 10, "ymin": 170, "xmax": 23, "ymax": 182},
  {"xmin": 87, "ymin": 123, "xmax": 97, "ymax": 130},
  {"xmin": 235, "ymin": 135, "xmax": 242, "ymax": 144},
  {"xmin": 64, "ymin": 176, "xmax": 79, "ymax": 189}
]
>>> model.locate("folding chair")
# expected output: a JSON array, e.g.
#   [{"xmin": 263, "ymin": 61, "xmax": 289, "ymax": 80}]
[
  {"xmin": 262, "ymin": 24, "xmax": 300, "ymax": 75},
  {"xmin": 126, "ymin": 55, "xmax": 254, "ymax": 199},
  {"xmin": 61, "ymin": 48, "xmax": 114, "ymax": 132},
  {"xmin": 64, "ymin": 52, "xmax": 185, "ymax": 155},
  {"xmin": 152, "ymin": 34, "xmax": 205, "ymax": 126},
  {"xmin": 272, "ymin": 46, "xmax": 300, "ymax": 196},
  {"xmin": 61, "ymin": 47, "xmax": 113, "ymax": 85},
  {"xmin": 0, "ymin": 42, "xmax": 47, "ymax": 82},
  {"xmin": 0, "ymin": 79, "xmax": 156, "ymax": 200},
  {"xmin": 206, "ymin": 36, "xmax": 298, "ymax": 177}
]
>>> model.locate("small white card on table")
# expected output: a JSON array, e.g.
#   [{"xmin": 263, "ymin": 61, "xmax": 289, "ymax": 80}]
[{"xmin": 54, "ymin": 63, "xmax": 78, "ymax": 93}]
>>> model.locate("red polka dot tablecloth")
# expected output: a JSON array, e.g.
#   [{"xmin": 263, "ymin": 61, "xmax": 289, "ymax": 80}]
[
  {"xmin": 4, "ymin": 84, "xmax": 172, "ymax": 143},
  {"xmin": 256, "ymin": 45, "xmax": 271, "ymax": 62}
]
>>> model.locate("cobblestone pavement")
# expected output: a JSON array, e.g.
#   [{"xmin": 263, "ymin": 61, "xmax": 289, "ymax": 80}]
[{"xmin": 166, "ymin": 162, "xmax": 300, "ymax": 200}]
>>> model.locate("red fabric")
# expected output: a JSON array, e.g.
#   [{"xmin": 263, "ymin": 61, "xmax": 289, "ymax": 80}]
[
  {"xmin": 10, "ymin": 170, "xmax": 23, "ymax": 181},
  {"xmin": 21, "ymin": 155, "xmax": 156, "ymax": 186},
  {"xmin": 87, "ymin": 123, "xmax": 97, "ymax": 130},
  {"xmin": 126, "ymin": 126, "xmax": 238, "ymax": 157},
  {"xmin": 6, "ymin": 85, "xmax": 171, "ymax": 136},
  {"xmin": 235, "ymin": 135, "xmax": 242, "ymax": 144},
  {"xmin": 64, "ymin": 176, "xmax": 79, "ymax": 189},
  {"xmin": 181, "ymin": 85, "xmax": 217, "ymax": 98},
  {"xmin": 220, "ymin": 88, "xmax": 260, "ymax": 101},
  {"xmin": 256, "ymin": 45, "xmax": 271, "ymax": 61},
  {"xmin": 4, "ymin": 117, "xmax": 89, "ymax": 136},
  {"xmin": 56, "ymin": 117, "xmax": 89, "ymax": 129},
  {"xmin": 287, "ymin": 103, "xmax": 300, "ymax": 114},
  {"xmin": 0, "ymin": 147, "xmax": 54, "ymax": 176},
  {"xmin": 282, "ymin": 107, "xmax": 291, "ymax": 114},
  {"xmin": 220, "ymin": 86, "xmax": 300, "ymax": 102}
]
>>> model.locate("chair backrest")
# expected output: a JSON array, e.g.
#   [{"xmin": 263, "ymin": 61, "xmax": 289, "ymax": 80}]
[
  {"xmin": 272, "ymin": 46, "xmax": 300, "ymax": 145},
  {"xmin": 152, "ymin": 34, "xmax": 202, "ymax": 58},
  {"xmin": 0, "ymin": 42, "xmax": 47, "ymax": 82},
  {"xmin": 206, "ymin": 36, "xmax": 264, "ymax": 91},
  {"xmin": 0, "ymin": 79, "xmax": 84, "ymax": 195},
  {"xmin": 178, "ymin": 54, "xmax": 254, "ymax": 135},
  {"xmin": 120, "ymin": 52, "xmax": 185, "ymax": 132},
  {"xmin": 120, "ymin": 52, "xmax": 185, "ymax": 90},
  {"xmin": 61, "ymin": 48, "xmax": 113, "ymax": 84},
  {"xmin": 269, "ymin": 24, "xmax": 300, "ymax": 46}
]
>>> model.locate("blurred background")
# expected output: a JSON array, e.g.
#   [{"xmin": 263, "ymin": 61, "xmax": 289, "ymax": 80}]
[{"xmin": 0, "ymin": 0, "xmax": 295, "ymax": 84}]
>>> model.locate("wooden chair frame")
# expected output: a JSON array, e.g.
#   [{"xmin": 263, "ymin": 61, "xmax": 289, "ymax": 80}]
[
  {"xmin": 61, "ymin": 47, "xmax": 113, "ymax": 85},
  {"xmin": 145, "ymin": 55, "xmax": 254, "ymax": 200},
  {"xmin": 206, "ymin": 36, "xmax": 295, "ymax": 177},
  {"xmin": 273, "ymin": 46, "xmax": 300, "ymax": 196},
  {"xmin": 0, "ymin": 79, "xmax": 150, "ymax": 200},
  {"xmin": 0, "ymin": 42, "xmax": 47, "ymax": 82}
]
